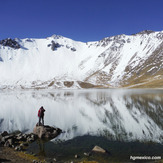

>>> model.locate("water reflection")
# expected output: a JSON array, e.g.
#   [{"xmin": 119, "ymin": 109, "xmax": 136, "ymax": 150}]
[{"xmin": 0, "ymin": 89, "xmax": 163, "ymax": 143}]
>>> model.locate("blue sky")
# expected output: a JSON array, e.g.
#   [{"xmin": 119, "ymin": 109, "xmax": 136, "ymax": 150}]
[{"xmin": 0, "ymin": 0, "xmax": 163, "ymax": 42}]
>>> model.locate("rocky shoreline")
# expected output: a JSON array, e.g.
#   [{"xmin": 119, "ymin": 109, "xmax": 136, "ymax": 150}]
[
  {"xmin": 0, "ymin": 125, "xmax": 63, "ymax": 162},
  {"xmin": 0, "ymin": 125, "xmax": 62, "ymax": 151},
  {"xmin": 0, "ymin": 130, "xmax": 37, "ymax": 151},
  {"xmin": 0, "ymin": 128, "xmax": 110, "ymax": 163},
  {"xmin": 0, "ymin": 130, "xmax": 41, "ymax": 162},
  {"xmin": 1, "ymin": 129, "xmax": 162, "ymax": 163}
]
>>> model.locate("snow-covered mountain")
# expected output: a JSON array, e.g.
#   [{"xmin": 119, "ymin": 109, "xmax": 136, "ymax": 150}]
[{"xmin": 0, "ymin": 30, "xmax": 163, "ymax": 89}]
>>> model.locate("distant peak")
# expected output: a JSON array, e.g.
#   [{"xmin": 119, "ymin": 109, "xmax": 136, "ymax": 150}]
[
  {"xmin": 51, "ymin": 34, "xmax": 63, "ymax": 39},
  {"xmin": 133, "ymin": 30, "xmax": 155, "ymax": 35}
]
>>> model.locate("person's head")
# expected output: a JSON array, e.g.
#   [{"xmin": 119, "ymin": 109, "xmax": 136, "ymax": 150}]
[{"xmin": 41, "ymin": 106, "xmax": 45, "ymax": 111}]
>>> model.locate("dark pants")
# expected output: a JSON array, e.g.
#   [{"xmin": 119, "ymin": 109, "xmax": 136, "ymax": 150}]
[{"xmin": 38, "ymin": 116, "xmax": 44, "ymax": 125}]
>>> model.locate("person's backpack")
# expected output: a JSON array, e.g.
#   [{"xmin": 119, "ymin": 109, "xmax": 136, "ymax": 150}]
[{"xmin": 38, "ymin": 109, "xmax": 41, "ymax": 117}]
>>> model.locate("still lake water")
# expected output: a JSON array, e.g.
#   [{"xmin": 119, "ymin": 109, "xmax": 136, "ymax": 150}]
[
  {"xmin": 0, "ymin": 89, "xmax": 163, "ymax": 161},
  {"xmin": 0, "ymin": 89, "xmax": 163, "ymax": 143}
]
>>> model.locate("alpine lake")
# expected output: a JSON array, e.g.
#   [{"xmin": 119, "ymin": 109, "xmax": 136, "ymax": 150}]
[{"xmin": 0, "ymin": 88, "xmax": 163, "ymax": 162}]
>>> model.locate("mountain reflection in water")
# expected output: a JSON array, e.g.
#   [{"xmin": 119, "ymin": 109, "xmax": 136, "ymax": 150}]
[{"xmin": 0, "ymin": 89, "xmax": 163, "ymax": 143}]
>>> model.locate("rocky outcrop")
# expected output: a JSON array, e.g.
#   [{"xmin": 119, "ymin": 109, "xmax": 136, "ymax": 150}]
[
  {"xmin": 0, "ymin": 125, "xmax": 62, "ymax": 151},
  {"xmin": 71, "ymin": 47, "xmax": 76, "ymax": 52},
  {"xmin": 134, "ymin": 30, "xmax": 155, "ymax": 35},
  {"xmin": 33, "ymin": 125, "xmax": 62, "ymax": 139},
  {"xmin": 0, "ymin": 38, "xmax": 20, "ymax": 49},
  {"xmin": 0, "ymin": 131, "xmax": 37, "ymax": 151},
  {"xmin": 51, "ymin": 40, "xmax": 61, "ymax": 51}
]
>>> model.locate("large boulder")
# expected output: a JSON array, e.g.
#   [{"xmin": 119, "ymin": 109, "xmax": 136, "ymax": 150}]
[
  {"xmin": 33, "ymin": 125, "xmax": 62, "ymax": 139},
  {"xmin": 92, "ymin": 145, "xmax": 106, "ymax": 153}
]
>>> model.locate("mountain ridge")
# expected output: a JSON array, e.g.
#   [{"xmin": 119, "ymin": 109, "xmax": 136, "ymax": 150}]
[{"xmin": 0, "ymin": 30, "xmax": 163, "ymax": 89}]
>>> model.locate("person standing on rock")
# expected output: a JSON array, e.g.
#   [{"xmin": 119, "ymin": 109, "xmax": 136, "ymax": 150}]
[{"xmin": 38, "ymin": 106, "xmax": 45, "ymax": 126}]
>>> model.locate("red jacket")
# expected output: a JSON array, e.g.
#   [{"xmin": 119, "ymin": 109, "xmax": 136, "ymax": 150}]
[{"xmin": 38, "ymin": 107, "xmax": 45, "ymax": 117}]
